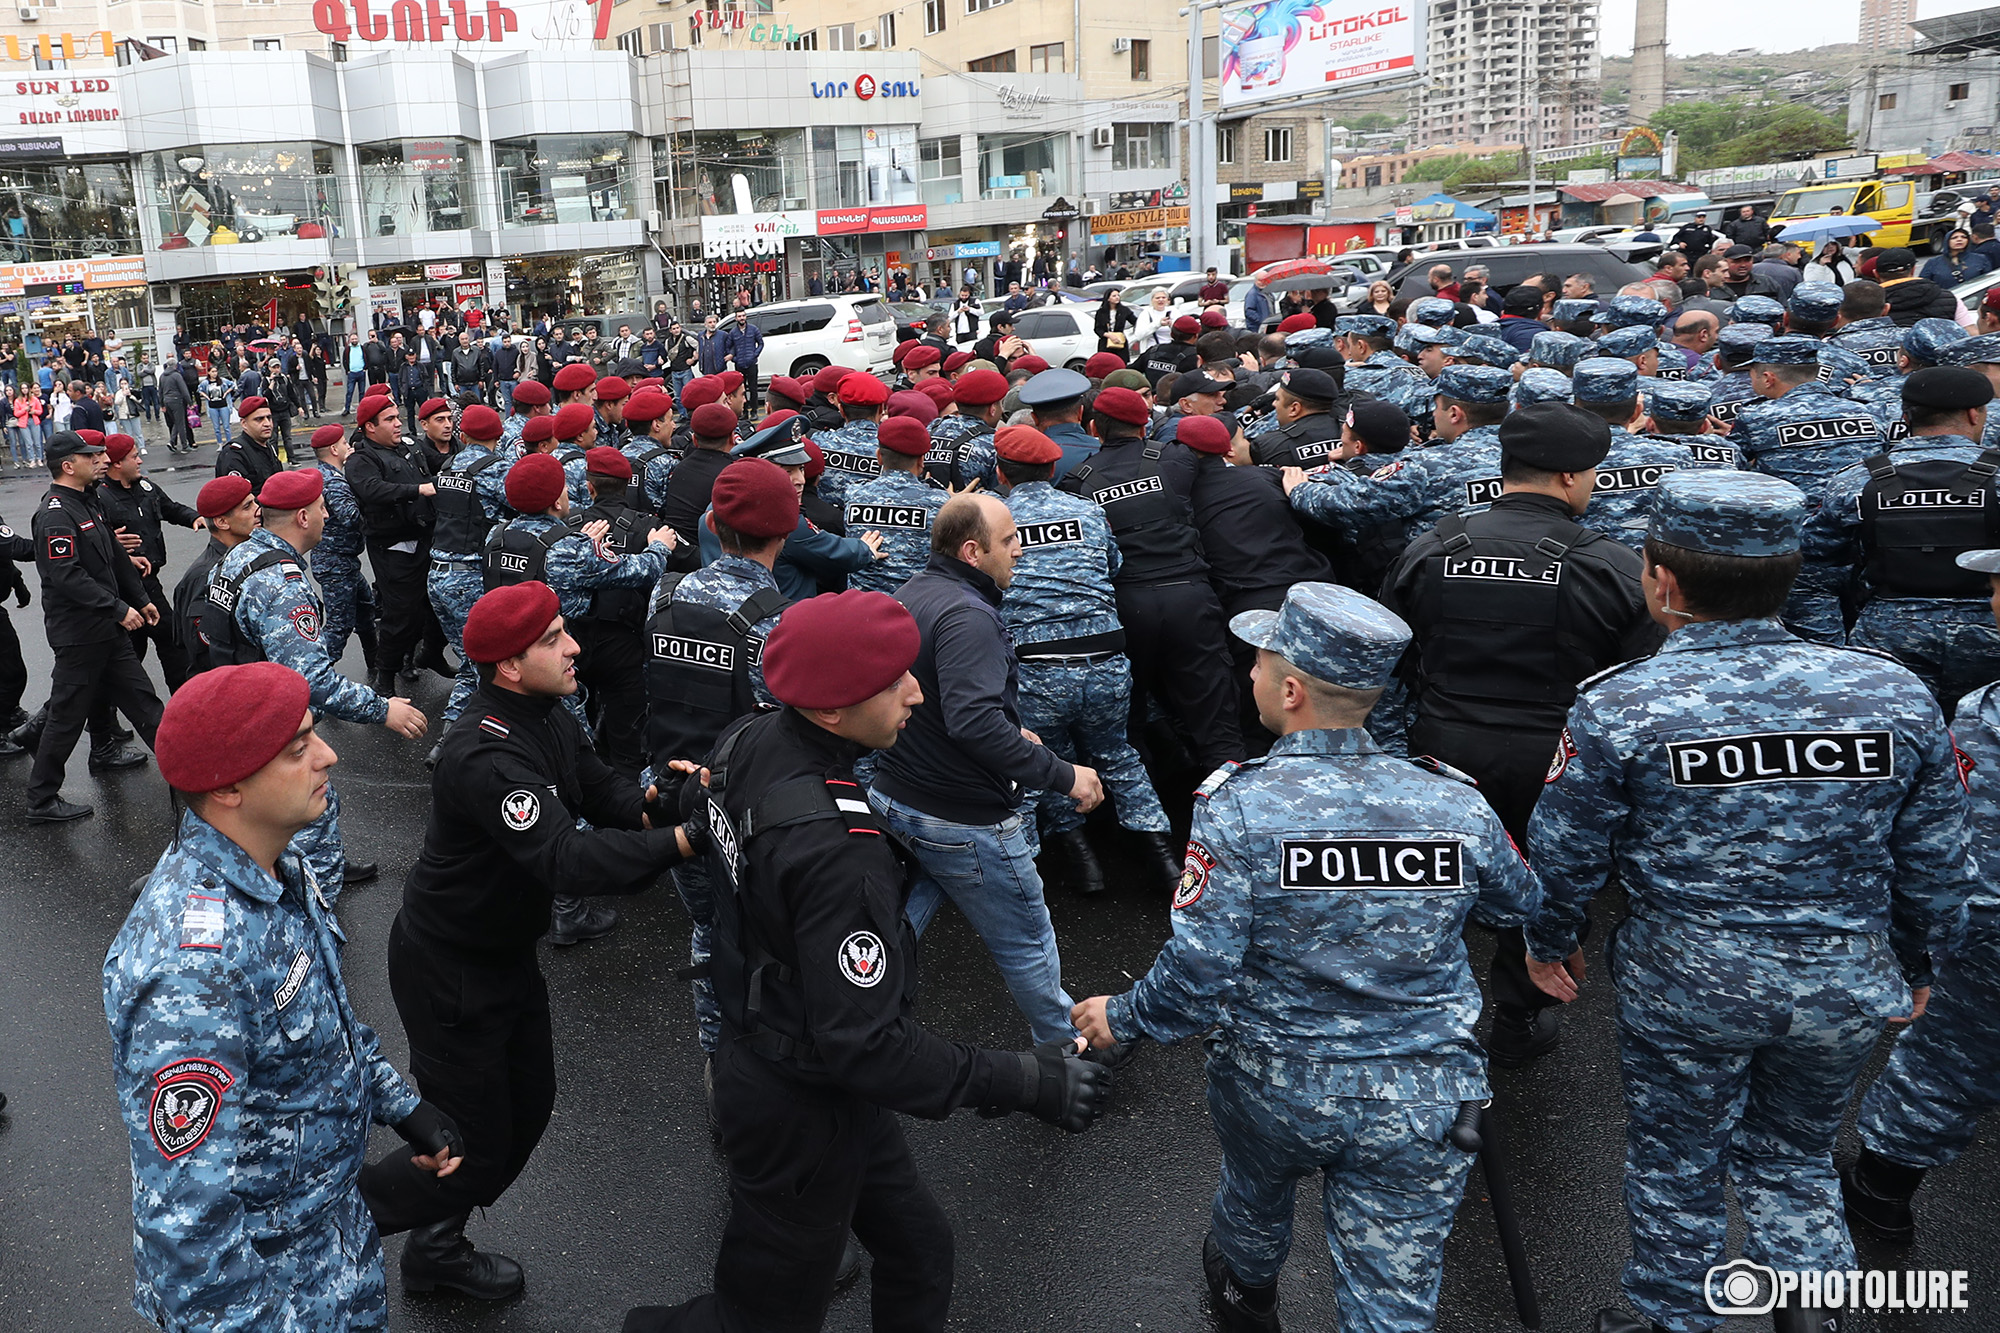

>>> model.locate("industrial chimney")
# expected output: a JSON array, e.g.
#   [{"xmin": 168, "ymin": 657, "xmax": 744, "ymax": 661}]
[{"xmin": 1630, "ymin": 0, "xmax": 1667, "ymax": 126}]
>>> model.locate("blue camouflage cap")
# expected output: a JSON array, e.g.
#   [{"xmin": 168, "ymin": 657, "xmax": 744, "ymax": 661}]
[
  {"xmin": 1644, "ymin": 470, "xmax": 1807, "ymax": 557},
  {"xmin": 1595, "ymin": 325, "xmax": 1659, "ymax": 359},
  {"xmin": 1393, "ymin": 323, "xmax": 1448, "ymax": 355},
  {"xmin": 1410, "ymin": 297, "xmax": 1457, "ymax": 325},
  {"xmin": 1436, "ymin": 364, "xmax": 1514, "ymax": 404},
  {"xmin": 1729, "ymin": 296, "xmax": 1786, "ymax": 325},
  {"xmin": 1513, "ymin": 368, "xmax": 1573, "ymax": 406},
  {"xmin": 1817, "ymin": 343, "xmax": 1871, "ymax": 384},
  {"xmin": 1433, "ymin": 323, "xmax": 1470, "ymax": 349},
  {"xmin": 1716, "ymin": 322, "xmax": 1776, "ymax": 357},
  {"xmin": 1940, "ymin": 331, "xmax": 2000, "ymax": 367},
  {"xmin": 1903, "ymin": 317, "xmax": 1967, "ymax": 365},
  {"xmin": 1647, "ymin": 380, "xmax": 1715, "ymax": 422},
  {"xmin": 1229, "ymin": 581, "xmax": 1411, "ymax": 692},
  {"xmin": 1572, "ymin": 356, "xmax": 1640, "ymax": 403},
  {"xmin": 1594, "ymin": 294, "xmax": 1668, "ymax": 329},
  {"xmin": 1750, "ymin": 334, "xmax": 1822, "ymax": 366},
  {"xmin": 1787, "ymin": 281, "xmax": 1844, "ymax": 324},
  {"xmin": 1283, "ymin": 326, "xmax": 1334, "ymax": 351},
  {"xmin": 1530, "ymin": 330, "xmax": 1586, "ymax": 366},
  {"xmin": 1552, "ymin": 298, "xmax": 1597, "ymax": 324},
  {"xmin": 1335, "ymin": 314, "xmax": 1397, "ymax": 338},
  {"xmin": 1453, "ymin": 334, "xmax": 1521, "ymax": 368},
  {"xmin": 1957, "ymin": 549, "xmax": 2000, "ymax": 573}
]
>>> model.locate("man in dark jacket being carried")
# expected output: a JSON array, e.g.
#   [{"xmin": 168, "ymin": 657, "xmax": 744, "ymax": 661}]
[{"xmin": 1878, "ymin": 247, "xmax": 1961, "ymax": 327}]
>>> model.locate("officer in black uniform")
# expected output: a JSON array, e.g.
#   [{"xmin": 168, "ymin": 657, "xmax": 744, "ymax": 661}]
[
  {"xmin": 1247, "ymin": 366, "xmax": 1348, "ymax": 469},
  {"xmin": 173, "ymin": 476, "xmax": 259, "ymax": 678},
  {"xmin": 346, "ymin": 394, "xmax": 446, "ymax": 695},
  {"xmin": 1137, "ymin": 315, "xmax": 1199, "ymax": 389},
  {"xmin": 360, "ymin": 580, "xmax": 699, "ymax": 1301},
  {"xmin": 26, "ymin": 430, "xmax": 166, "ymax": 823},
  {"xmin": 98, "ymin": 433, "xmax": 201, "ymax": 691},
  {"xmin": 0, "ymin": 508, "xmax": 33, "ymax": 756},
  {"xmin": 621, "ymin": 589, "xmax": 1111, "ymax": 1333},
  {"xmin": 1059, "ymin": 385, "xmax": 1244, "ymax": 776},
  {"xmin": 1378, "ymin": 402, "xmax": 1664, "ymax": 1065},
  {"xmin": 662, "ymin": 402, "xmax": 744, "ymax": 557},
  {"xmin": 212, "ymin": 394, "xmax": 284, "ymax": 493},
  {"xmin": 573, "ymin": 445, "xmax": 657, "ymax": 776}
]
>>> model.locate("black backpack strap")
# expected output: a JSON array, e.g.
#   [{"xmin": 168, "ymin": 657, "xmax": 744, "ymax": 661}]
[
  {"xmin": 729, "ymin": 586, "xmax": 790, "ymax": 636},
  {"xmin": 1863, "ymin": 452, "xmax": 1897, "ymax": 481},
  {"xmin": 1951, "ymin": 446, "xmax": 2000, "ymax": 498},
  {"xmin": 468, "ymin": 452, "xmax": 507, "ymax": 478},
  {"xmin": 538, "ymin": 521, "xmax": 573, "ymax": 552},
  {"xmin": 1142, "ymin": 442, "xmax": 1163, "ymax": 460},
  {"xmin": 1435, "ymin": 513, "xmax": 1472, "ymax": 554}
]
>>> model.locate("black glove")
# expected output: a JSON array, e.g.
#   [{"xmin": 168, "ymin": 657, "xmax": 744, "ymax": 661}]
[
  {"xmin": 677, "ymin": 765, "xmax": 706, "ymax": 823},
  {"xmin": 393, "ymin": 1100, "xmax": 464, "ymax": 1161},
  {"xmin": 11, "ymin": 582, "xmax": 26, "ymax": 609},
  {"xmin": 1015, "ymin": 1040, "xmax": 1112, "ymax": 1133},
  {"xmin": 678, "ymin": 816, "xmax": 710, "ymax": 858}
]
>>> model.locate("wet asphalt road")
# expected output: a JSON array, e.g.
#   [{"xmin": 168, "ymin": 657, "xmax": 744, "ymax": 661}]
[{"xmin": 0, "ymin": 429, "xmax": 1995, "ymax": 1333}]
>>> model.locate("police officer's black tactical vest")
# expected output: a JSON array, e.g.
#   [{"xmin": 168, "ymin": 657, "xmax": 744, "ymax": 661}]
[
  {"xmin": 430, "ymin": 452, "xmax": 508, "ymax": 556},
  {"xmin": 628, "ymin": 443, "xmax": 672, "ymax": 515},
  {"xmin": 1859, "ymin": 448, "xmax": 2000, "ymax": 601},
  {"xmin": 579, "ymin": 503, "xmax": 654, "ymax": 628},
  {"xmin": 1060, "ymin": 439, "xmax": 1195, "ymax": 582},
  {"xmin": 202, "ymin": 550, "xmax": 300, "ymax": 666},
  {"xmin": 481, "ymin": 519, "xmax": 573, "ymax": 591},
  {"xmin": 923, "ymin": 423, "xmax": 987, "ymax": 488},
  {"xmin": 1415, "ymin": 512, "xmax": 1607, "ymax": 709},
  {"xmin": 643, "ymin": 572, "xmax": 790, "ymax": 768},
  {"xmin": 1139, "ymin": 342, "xmax": 1189, "ymax": 389}
]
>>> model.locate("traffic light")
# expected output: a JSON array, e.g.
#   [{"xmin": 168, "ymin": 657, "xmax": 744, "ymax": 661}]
[{"xmin": 314, "ymin": 265, "xmax": 353, "ymax": 318}]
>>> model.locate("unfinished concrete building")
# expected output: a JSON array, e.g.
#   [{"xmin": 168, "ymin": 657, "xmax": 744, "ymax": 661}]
[{"xmin": 1415, "ymin": 0, "xmax": 1604, "ymax": 149}]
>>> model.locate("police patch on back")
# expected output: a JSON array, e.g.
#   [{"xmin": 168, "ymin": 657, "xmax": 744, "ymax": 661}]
[
  {"xmin": 1017, "ymin": 518, "xmax": 1084, "ymax": 549},
  {"xmin": 1280, "ymin": 838, "xmax": 1464, "ymax": 890},
  {"xmin": 1665, "ymin": 729, "xmax": 1895, "ymax": 787}
]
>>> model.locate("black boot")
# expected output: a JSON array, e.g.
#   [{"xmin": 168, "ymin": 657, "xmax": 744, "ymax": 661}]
[
  {"xmin": 1203, "ymin": 1232, "xmax": 1280, "ymax": 1332},
  {"xmin": 415, "ymin": 644, "xmax": 456, "ymax": 679},
  {"xmin": 1487, "ymin": 1006, "xmax": 1559, "ymax": 1068},
  {"xmin": 402, "ymin": 1213, "xmax": 524, "ymax": 1299},
  {"xmin": 342, "ymin": 858, "xmax": 379, "ymax": 886},
  {"xmin": 8, "ymin": 704, "xmax": 46, "ymax": 753},
  {"xmin": 88, "ymin": 741, "xmax": 150, "ymax": 773},
  {"xmin": 1137, "ymin": 830, "xmax": 1183, "ymax": 888},
  {"xmin": 1841, "ymin": 1147, "xmax": 1926, "ymax": 1243},
  {"xmin": 549, "ymin": 895, "xmax": 618, "ymax": 945},
  {"xmin": 25, "ymin": 797, "xmax": 93, "ymax": 823},
  {"xmin": 1772, "ymin": 1306, "xmax": 1844, "ymax": 1333},
  {"xmin": 371, "ymin": 669, "xmax": 399, "ymax": 698},
  {"xmin": 425, "ymin": 738, "xmax": 443, "ymax": 770},
  {"xmin": 1594, "ymin": 1311, "xmax": 1668, "ymax": 1333},
  {"xmin": 1052, "ymin": 829, "xmax": 1106, "ymax": 896},
  {"xmin": 833, "ymin": 1232, "xmax": 865, "ymax": 1291}
]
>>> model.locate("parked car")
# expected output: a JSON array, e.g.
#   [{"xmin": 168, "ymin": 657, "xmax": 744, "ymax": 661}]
[
  {"xmin": 1386, "ymin": 244, "xmax": 1651, "ymax": 301},
  {"xmin": 735, "ymin": 294, "xmax": 897, "ymax": 382},
  {"xmin": 1008, "ymin": 302, "xmax": 1108, "ymax": 371},
  {"xmin": 1951, "ymin": 265, "xmax": 2000, "ymax": 311},
  {"xmin": 887, "ymin": 301, "xmax": 936, "ymax": 339}
]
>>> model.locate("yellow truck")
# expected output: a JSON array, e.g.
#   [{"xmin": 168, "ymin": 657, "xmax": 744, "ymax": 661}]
[{"xmin": 1769, "ymin": 178, "xmax": 1918, "ymax": 249}]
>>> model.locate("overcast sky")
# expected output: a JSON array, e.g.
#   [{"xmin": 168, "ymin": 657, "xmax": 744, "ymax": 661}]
[{"xmin": 1596, "ymin": 0, "xmax": 1991, "ymax": 56}]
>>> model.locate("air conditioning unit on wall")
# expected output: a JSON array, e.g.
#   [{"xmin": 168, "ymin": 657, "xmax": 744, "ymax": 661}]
[
  {"xmin": 856, "ymin": 30, "xmax": 877, "ymax": 47},
  {"xmin": 1092, "ymin": 126, "xmax": 1113, "ymax": 148},
  {"xmin": 1112, "ymin": 37, "xmax": 1131, "ymax": 53}
]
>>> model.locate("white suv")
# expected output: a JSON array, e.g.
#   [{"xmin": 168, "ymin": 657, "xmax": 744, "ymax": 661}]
[{"xmin": 741, "ymin": 294, "xmax": 897, "ymax": 383}]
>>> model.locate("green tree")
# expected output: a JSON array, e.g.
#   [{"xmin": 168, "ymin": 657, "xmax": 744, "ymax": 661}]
[{"xmin": 1649, "ymin": 98, "xmax": 1850, "ymax": 171}]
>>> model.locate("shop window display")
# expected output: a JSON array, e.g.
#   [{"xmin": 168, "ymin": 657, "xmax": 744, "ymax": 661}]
[
  {"xmin": 0, "ymin": 160, "xmax": 140, "ymax": 262},
  {"xmin": 357, "ymin": 139, "xmax": 478, "ymax": 237},
  {"xmin": 492, "ymin": 135, "xmax": 636, "ymax": 228},
  {"xmin": 141, "ymin": 144, "xmax": 344, "ymax": 248}
]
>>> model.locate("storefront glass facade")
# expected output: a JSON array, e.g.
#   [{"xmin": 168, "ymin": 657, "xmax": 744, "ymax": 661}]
[
  {"xmin": 356, "ymin": 138, "xmax": 479, "ymax": 237},
  {"xmin": 0, "ymin": 159, "xmax": 140, "ymax": 262},
  {"xmin": 667, "ymin": 128, "xmax": 808, "ymax": 220},
  {"xmin": 139, "ymin": 143, "xmax": 345, "ymax": 248},
  {"xmin": 977, "ymin": 133, "xmax": 1068, "ymax": 201},
  {"xmin": 492, "ymin": 134, "xmax": 638, "ymax": 228},
  {"xmin": 809, "ymin": 125, "xmax": 919, "ymax": 210}
]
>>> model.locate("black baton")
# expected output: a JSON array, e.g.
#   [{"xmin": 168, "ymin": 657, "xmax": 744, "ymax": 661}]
[{"xmin": 1451, "ymin": 1099, "xmax": 1541, "ymax": 1329}]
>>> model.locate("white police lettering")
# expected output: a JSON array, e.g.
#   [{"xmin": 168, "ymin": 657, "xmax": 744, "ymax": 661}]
[
  {"xmin": 495, "ymin": 551, "xmax": 531, "ymax": 575},
  {"xmin": 274, "ymin": 950, "xmax": 312, "ymax": 1011},
  {"xmin": 707, "ymin": 797, "xmax": 741, "ymax": 885},
  {"xmin": 436, "ymin": 473, "xmax": 474, "ymax": 492},
  {"xmin": 1594, "ymin": 463, "xmax": 1676, "ymax": 493},
  {"xmin": 1279, "ymin": 838, "xmax": 1464, "ymax": 890},
  {"xmin": 846, "ymin": 503, "xmax": 931, "ymax": 530},
  {"xmin": 1443, "ymin": 554, "xmax": 1562, "ymax": 585},
  {"xmin": 1773, "ymin": 417, "xmax": 1878, "ymax": 448},
  {"xmin": 1655, "ymin": 365, "xmax": 1686, "ymax": 381},
  {"xmin": 1464, "ymin": 476, "xmax": 1504, "ymax": 507},
  {"xmin": 1709, "ymin": 399, "xmax": 1744, "ymax": 424},
  {"xmin": 1859, "ymin": 346, "xmax": 1899, "ymax": 366},
  {"xmin": 1687, "ymin": 443, "xmax": 1735, "ymax": 464},
  {"xmin": 1876, "ymin": 489, "xmax": 1986, "ymax": 510},
  {"xmin": 652, "ymin": 633, "xmax": 734, "ymax": 672},
  {"xmin": 1093, "ymin": 476, "xmax": 1165, "ymax": 505},
  {"xmin": 823, "ymin": 450, "xmax": 879, "ymax": 476},
  {"xmin": 1293, "ymin": 440, "xmax": 1329, "ymax": 463},
  {"xmin": 1017, "ymin": 518, "xmax": 1084, "ymax": 549},
  {"xmin": 1666, "ymin": 730, "xmax": 1896, "ymax": 787}
]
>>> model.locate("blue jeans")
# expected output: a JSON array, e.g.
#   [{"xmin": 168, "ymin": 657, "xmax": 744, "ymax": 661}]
[
  {"xmin": 344, "ymin": 370, "xmax": 365, "ymax": 411},
  {"xmin": 7, "ymin": 426, "xmax": 26, "ymax": 463},
  {"xmin": 141, "ymin": 384, "xmax": 158, "ymax": 418},
  {"xmin": 495, "ymin": 379, "xmax": 517, "ymax": 412},
  {"xmin": 868, "ymin": 790, "xmax": 1076, "ymax": 1044},
  {"xmin": 208, "ymin": 406, "xmax": 230, "ymax": 447},
  {"xmin": 671, "ymin": 368, "xmax": 694, "ymax": 399}
]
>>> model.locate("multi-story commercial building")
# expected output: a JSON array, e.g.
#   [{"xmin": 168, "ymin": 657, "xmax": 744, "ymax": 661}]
[
  {"xmin": 1414, "ymin": 0, "xmax": 1601, "ymax": 149},
  {"xmin": 1861, "ymin": 0, "xmax": 1919, "ymax": 54}
]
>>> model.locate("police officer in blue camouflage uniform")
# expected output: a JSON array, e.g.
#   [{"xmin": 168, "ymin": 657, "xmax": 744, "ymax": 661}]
[
  {"xmin": 1800, "ymin": 365, "xmax": 2000, "ymax": 710},
  {"xmin": 1843, "ymin": 543, "xmax": 2000, "ymax": 1244},
  {"xmin": 993, "ymin": 424, "xmax": 1175, "ymax": 895},
  {"xmin": 1939, "ymin": 330, "xmax": 2000, "ymax": 453},
  {"xmin": 1452, "ymin": 333, "xmax": 1520, "ymax": 371},
  {"xmin": 694, "ymin": 424, "xmax": 886, "ymax": 598},
  {"xmin": 209, "ymin": 470, "xmax": 431, "ymax": 902},
  {"xmin": 1513, "ymin": 367, "xmax": 1573, "ymax": 407},
  {"xmin": 925, "ymin": 367, "xmax": 1004, "ymax": 490},
  {"xmin": 427, "ymin": 404, "xmax": 514, "ymax": 733},
  {"xmin": 1730, "ymin": 294, "xmax": 1787, "ymax": 328},
  {"xmin": 1850, "ymin": 318, "xmax": 1966, "ymax": 423},
  {"xmin": 1698, "ymin": 323, "xmax": 1771, "ymax": 427},
  {"xmin": 1644, "ymin": 380, "xmax": 1741, "ymax": 468},
  {"xmin": 1783, "ymin": 280, "xmax": 1845, "ymax": 341},
  {"xmin": 547, "ymin": 402, "xmax": 598, "ymax": 509},
  {"xmin": 1824, "ymin": 281, "xmax": 1904, "ymax": 373},
  {"xmin": 843, "ymin": 415, "xmax": 949, "ymax": 594},
  {"xmin": 1568, "ymin": 358, "xmax": 1698, "ymax": 549},
  {"xmin": 1595, "ymin": 324, "xmax": 1671, "ymax": 381},
  {"xmin": 1410, "ymin": 296, "xmax": 1457, "ymax": 327},
  {"xmin": 104, "ymin": 662, "xmax": 463, "ymax": 1333},
  {"xmin": 1523, "ymin": 471, "xmax": 1979, "ymax": 1333},
  {"xmin": 500, "ymin": 377, "xmax": 551, "ymax": 452},
  {"xmin": 811, "ymin": 370, "xmax": 888, "ymax": 507},
  {"xmin": 1340, "ymin": 315, "xmax": 1431, "ymax": 419},
  {"xmin": 1072, "ymin": 582, "xmax": 1540, "ymax": 1333},
  {"xmin": 1019, "ymin": 367, "xmax": 1101, "ymax": 479},
  {"xmin": 618, "ymin": 388, "xmax": 678, "ymax": 515},
  {"xmin": 1528, "ymin": 330, "xmax": 1593, "ymax": 373},
  {"xmin": 1551, "ymin": 297, "xmax": 1598, "ymax": 331},
  {"xmin": 307, "ymin": 423, "xmax": 377, "ymax": 671}
]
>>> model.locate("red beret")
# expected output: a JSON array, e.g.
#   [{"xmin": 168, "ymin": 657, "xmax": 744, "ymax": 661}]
[
  {"xmin": 1278, "ymin": 313, "xmax": 1318, "ymax": 333},
  {"xmin": 104, "ymin": 433, "xmax": 138, "ymax": 464},
  {"xmin": 363, "ymin": 381, "xmax": 392, "ymax": 398},
  {"xmin": 1172, "ymin": 315, "xmax": 1201, "ymax": 333},
  {"xmin": 1010, "ymin": 355, "xmax": 1050, "ymax": 374},
  {"xmin": 553, "ymin": 363, "xmax": 597, "ymax": 394},
  {"xmin": 759, "ymin": 409, "xmax": 801, "ymax": 432},
  {"xmin": 76, "ymin": 429, "xmax": 105, "ymax": 447},
  {"xmin": 1084, "ymin": 352, "xmax": 1128, "ymax": 379},
  {"xmin": 463, "ymin": 581, "xmax": 560, "ymax": 664},
  {"xmin": 764, "ymin": 591, "xmax": 920, "ymax": 710},
  {"xmin": 238, "ymin": 395, "xmax": 269, "ymax": 418},
  {"xmin": 310, "ymin": 424, "xmax": 345, "ymax": 451},
  {"xmin": 459, "ymin": 405, "xmax": 503, "ymax": 441},
  {"xmin": 951, "ymin": 368, "xmax": 1008, "ymax": 406},
  {"xmin": 1177, "ymin": 415, "xmax": 1233, "ymax": 455},
  {"xmin": 839, "ymin": 372, "xmax": 888, "ymax": 406},
  {"xmin": 994, "ymin": 425, "xmax": 1062, "ymax": 464},
  {"xmin": 891, "ymin": 340, "xmax": 914, "ymax": 366},
  {"xmin": 877, "ymin": 416, "xmax": 931, "ymax": 456},
  {"xmin": 551, "ymin": 402, "xmax": 595, "ymax": 442},
  {"xmin": 197, "ymin": 475, "xmax": 254, "ymax": 519},
  {"xmin": 635, "ymin": 377, "xmax": 665, "ymax": 390},
  {"xmin": 692, "ymin": 403, "xmax": 739, "ymax": 440},
  {"xmin": 585, "ymin": 445, "xmax": 632, "ymax": 480},
  {"xmin": 717, "ymin": 371, "xmax": 745, "ymax": 394},
  {"xmin": 623, "ymin": 389, "xmax": 673, "ymax": 424},
  {"xmin": 1092, "ymin": 386, "xmax": 1151, "ymax": 426},
  {"xmin": 1200, "ymin": 309, "xmax": 1229, "ymax": 328},
  {"xmin": 813, "ymin": 364, "xmax": 851, "ymax": 396},
  {"xmin": 595, "ymin": 376, "xmax": 630, "ymax": 401},
  {"xmin": 506, "ymin": 452, "xmax": 567, "ymax": 512},
  {"xmin": 509, "ymin": 380, "xmax": 551, "ymax": 408},
  {"xmin": 681, "ymin": 377, "xmax": 725, "ymax": 409},
  {"xmin": 355, "ymin": 394, "xmax": 397, "ymax": 426},
  {"xmin": 418, "ymin": 397, "xmax": 450, "ymax": 420},
  {"xmin": 916, "ymin": 378, "xmax": 955, "ymax": 409},
  {"xmin": 943, "ymin": 351, "xmax": 975, "ymax": 375},
  {"xmin": 801, "ymin": 437, "xmax": 827, "ymax": 481},
  {"xmin": 767, "ymin": 375, "xmax": 806, "ymax": 405},
  {"xmin": 258, "ymin": 468, "xmax": 324, "ymax": 511},
  {"xmin": 522, "ymin": 415, "xmax": 556, "ymax": 447},
  {"xmin": 886, "ymin": 390, "xmax": 937, "ymax": 425},
  {"xmin": 157, "ymin": 662, "xmax": 311, "ymax": 794},
  {"xmin": 712, "ymin": 457, "xmax": 800, "ymax": 539},
  {"xmin": 904, "ymin": 344, "xmax": 942, "ymax": 371}
]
